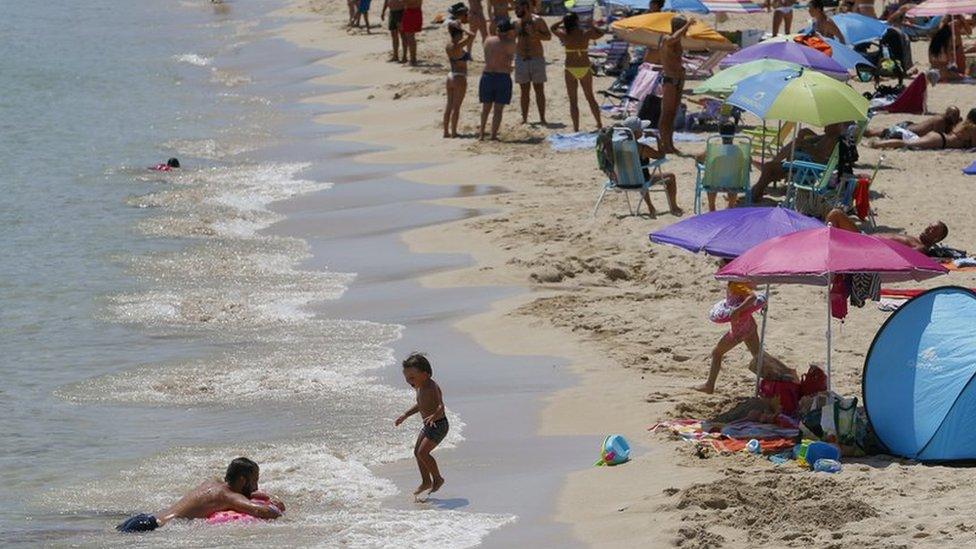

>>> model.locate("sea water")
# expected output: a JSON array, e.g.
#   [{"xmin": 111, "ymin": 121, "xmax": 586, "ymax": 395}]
[{"xmin": 0, "ymin": 1, "xmax": 511, "ymax": 546}]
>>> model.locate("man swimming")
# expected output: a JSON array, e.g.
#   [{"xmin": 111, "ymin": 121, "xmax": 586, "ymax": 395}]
[
  {"xmin": 115, "ymin": 457, "xmax": 285, "ymax": 533},
  {"xmin": 826, "ymin": 208, "xmax": 949, "ymax": 253}
]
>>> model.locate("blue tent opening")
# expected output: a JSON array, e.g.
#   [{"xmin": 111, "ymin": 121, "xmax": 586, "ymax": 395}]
[{"xmin": 863, "ymin": 286, "xmax": 976, "ymax": 461}]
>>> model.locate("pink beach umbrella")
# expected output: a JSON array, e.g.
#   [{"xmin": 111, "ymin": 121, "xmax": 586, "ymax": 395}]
[
  {"xmin": 715, "ymin": 226, "xmax": 947, "ymax": 388},
  {"xmin": 908, "ymin": 0, "xmax": 976, "ymax": 16}
]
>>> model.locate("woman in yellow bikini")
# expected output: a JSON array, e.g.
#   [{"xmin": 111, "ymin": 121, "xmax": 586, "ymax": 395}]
[{"xmin": 550, "ymin": 13, "xmax": 604, "ymax": 132}]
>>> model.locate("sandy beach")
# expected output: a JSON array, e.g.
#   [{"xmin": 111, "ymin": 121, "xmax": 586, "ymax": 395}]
[{"xmin": 281, "ymin": 1, "xmax": 976, "ymax": 547}]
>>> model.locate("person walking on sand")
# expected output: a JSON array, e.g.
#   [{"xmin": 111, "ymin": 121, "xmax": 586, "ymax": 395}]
[
  {"xmin": 468, "ymin": 0, "xmax": 489, "ymax": 43},
  {"xmin": 401, "ymin": 0, "xmax": 424, "ymax": 65},
  {"xmin": 394, "ymin": 353, "xmax": 449, "ymax": 500},
  {"xmin": 116, "ymin": 458, "xmax": 285, "ymax": 532},
  {"xmin": 444, "ymin": 19, "xmax": 477, "ymax": 137},
  {"xmin": 696, "ymin": 277, "xmax": 763, "ymax": 394},
  {"xmin": 353, "ymin": 0, "xmax": 373, "ymax": 34},
  {"xmin": 658, "ymin": 15, "xmax": 694, "ymax": 154},
  {"xmin": 550, "ymin": 13, "xmax": 604, "ymax": 133},
  {"xmin": 513, "ymin": 0, "xmax": 551, "ymax": 125},
  {"xmin": 382, "ymin": 0, "xmax": 407, "ymax": 62},
  {"xmin": 479, "ymin": 20, "xmax": 516, "ymax": 140}
]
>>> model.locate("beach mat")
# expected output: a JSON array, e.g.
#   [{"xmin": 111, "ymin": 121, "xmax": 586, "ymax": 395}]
[{"xmin": 964, "ymin": 160, "xmax": 976, "ymax": 175}]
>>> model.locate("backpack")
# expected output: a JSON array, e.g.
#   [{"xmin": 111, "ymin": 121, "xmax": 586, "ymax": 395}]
[
  {"xmin": 595, "ymin": 126, "xmax": 617, "ymax": 182},
  {"xmin": 799, "ymin": 364, "xmax": 827, "ymax": 397}
]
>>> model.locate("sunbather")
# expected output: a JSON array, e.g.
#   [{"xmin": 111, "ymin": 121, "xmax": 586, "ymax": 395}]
[
  {"xmin": 864, "ymin": 106, "xmax": 961, "ymax": 141},
  {"xmin": 870, "ymin": 108, "xmax": 976, "ymax": 150},
  {"xmin": 751, "ymin": 123, "xmax": 842, "ymax": 202},
  {"xmin": 825, "ymin": 208, "xmax": 948, "ymax": 252},
  {"xmin": 808, "ymin": 0, "xmax": 846, "ymax": 44},
  {"xmin": 620, "ymin": 116, "xmax": 682, "ymax": 216}
]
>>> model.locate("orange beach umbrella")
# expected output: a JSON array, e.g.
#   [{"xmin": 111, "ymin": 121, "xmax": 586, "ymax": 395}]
[{"xmin": 611, "ymin": 13, "xmax": 737, "ymax": 52}]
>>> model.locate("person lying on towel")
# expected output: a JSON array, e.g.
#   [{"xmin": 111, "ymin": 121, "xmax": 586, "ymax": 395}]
[
  {"xmin": 864, "ymin": 107, "xmax": 961, "ymax": 143},
  {"xmin": 116, "ymin": 457, "xmax": 285, "ymax": 533},
  {"xmin": 826, "ymin": 208, "xmax": 948, "ymax": 253},
  {"xmin": 870, "ymin": 108, "xmax": 976, "ymax": 150}
]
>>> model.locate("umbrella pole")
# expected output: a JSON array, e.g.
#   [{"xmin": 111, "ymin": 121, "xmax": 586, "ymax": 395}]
[
  {"xmin": 760, "ymin": 121, "xmax": 767, "ymax": 168},
  {"xmin": 825, "ymin": 276, "xmax": 832, "ymax": 392},
  {"xmin": 754, "ymin": 284, "xmax": 770, "ymax": 397}
]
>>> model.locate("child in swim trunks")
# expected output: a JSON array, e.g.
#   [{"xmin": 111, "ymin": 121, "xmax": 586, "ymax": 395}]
[
  {"xmin": 394, "ymin": 353, "xmax": 448, "ymax": 499},
  {"xmin": 696, "ymin": 279, "xmax": 763, "ymax": 394}
]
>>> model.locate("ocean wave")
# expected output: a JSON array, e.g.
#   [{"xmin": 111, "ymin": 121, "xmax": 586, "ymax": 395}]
[{"xmin": 173, "ymin": 53, "xmax": 212, "ymax": 67}]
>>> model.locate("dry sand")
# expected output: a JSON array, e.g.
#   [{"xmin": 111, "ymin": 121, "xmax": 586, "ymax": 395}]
[{"xmin": 278, "ymin": 1, "xmax": 976, "ymax": 546}]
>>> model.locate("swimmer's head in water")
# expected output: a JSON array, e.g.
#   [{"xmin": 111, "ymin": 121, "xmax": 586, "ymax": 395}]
[
  {"xmin": 402, "ymin": 352, "xmax": 432, "ymax": 387},
  {"xmin": 921, "ymin": 221, "xmax": 949, "ymax": 247},
  {"xmin": 225, "ymin": 457, "xmax": 260, "ymax": 497},
  {"xmin": 167, "ymin": 157, "xmax": 180, "ymax": 168}
]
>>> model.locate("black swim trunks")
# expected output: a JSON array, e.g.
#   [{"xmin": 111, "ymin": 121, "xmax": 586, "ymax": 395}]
[
  {"xmin": 388, "ymin": 8, "xmax": 404, "ymax": 31},
  {"xmin": 421, "ymin": 417, "xmax": 450, "ymax": 444},
  {"xmin": 116, "ymin": 513, "xmax": 159, "ymax": 533}
]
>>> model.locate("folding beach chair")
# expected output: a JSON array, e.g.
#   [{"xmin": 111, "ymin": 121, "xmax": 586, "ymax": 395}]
[
  {"xmin": 783, "ymin": 119, "xmax": 869, "ymax": 214},
  {"xmin": 590, "ymin": 39, "xmax": 631, "ymax": 76},
  {"xmin": 743, "ymin": 122, "xmax": 796, "ymax": 164},
  {"xmin": 593, "ymin": 127, "xmax": 669, "ymax": 216},
  {"xmin": 693, "ymin": 135, "xmax": 753, "ymax": 214},
  {"xmin": 600, "ymin": 62, "xmax": 662, "ymax": 119},
  {"xmin": 684, "ymin": 51, "xmax": 728, "ymax": 80}
]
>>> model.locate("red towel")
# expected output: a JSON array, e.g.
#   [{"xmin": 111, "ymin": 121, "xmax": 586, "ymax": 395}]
[
  {"xmin": 881, "ymin": 74, "xmax": 926, "ymax": 115},
  {"xmin": 853, "ymin": 177, "xmax": 870, "ymax": 220}
]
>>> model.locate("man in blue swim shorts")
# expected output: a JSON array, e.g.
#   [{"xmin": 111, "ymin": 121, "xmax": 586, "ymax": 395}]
[
  {"xmin": 115, "ymin": 458, "xmax": 285, "ymax": 533},
  {"xmin": 353, "ymin": 0, "xmax": 373, "ymax": 33},
  {"xmin": 479, "ymin": 20, "xmax": 516, "ymax": 140}
]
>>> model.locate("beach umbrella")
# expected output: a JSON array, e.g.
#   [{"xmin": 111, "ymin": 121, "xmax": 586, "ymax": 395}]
[
  {"xmin": 663, "ymin": 0, "xmax": 710, "ymax": 13},
  {"xmin": 725, "ymin": 68, "xmax": 868, "ymax": 126},
  {"xmin": 908, "ymin": 0, "xmax": 976, "ymax": 16},
  {"xmin": 764, "ymin": 34, "xmax": 874, "ymax": 71},
  {"xmin": 692, "ymin": 59, "xmax": 802, "ymax": 96},
  {"xmin": 829, "ymin": 13, "xmax": 891, "ymax": 45},
  {"xmin": 700, "ymin": 0, "xmax": 763, "ymax": 13},
  {"xmin": 611, "ymin": 12, "xmax": 737, "ymax": 51},
  {"xmin": 719, "ymin": 40, "xmax": 848, "ymax": 77},
  {"xmin": 649, "ymin": 207, "xmax": 824, "ymax": 258},
  {"xmin": 650, "ymin": 207, "xmax": 824, "ymax": 393},
  {"xmin": 716, "ymin": 225, "xmax": 948, "ymax": 388}
]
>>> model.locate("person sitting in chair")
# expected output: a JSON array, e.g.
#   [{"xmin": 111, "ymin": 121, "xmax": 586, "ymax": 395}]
[
  {"xmin": 619, "ymin": 116, "xmax": 682, "ymax": 217},
  {"xmin": 751, "ymin": 123, "xmax": 843, "ymax": 202}
]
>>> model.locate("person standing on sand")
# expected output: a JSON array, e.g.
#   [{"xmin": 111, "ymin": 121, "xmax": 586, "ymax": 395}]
[
  {"xmin": 468, "ymin": 0, "xmax": 489, "ymax": 43},
  {"xmin": 394, "ymin": 353, "xmax": 449, "ymax": 500},
  {"xmin": 401, "ymin": 0, "xmax": 424, "ymax": 65},
  {"xmin": 382, "ymin": 0, "xmax": 407, "ymax": 62},
  {"xmin": 479, "ymin": 20, "xmax": 517, "ymax": 140},
  {"xmin": 444, "ymin": 17, "xmax": 477, "ymax": 138},
  {"xmin": 641, "ymin": 0, "xmax": 666, "ymax": 64},
  {"xmin": 658, "ymin": 15, "xmax": 694, "ymax": 154},
  {"xmin": 116, "ymin": 458, "xmax": 285, "ymax": 532},
  {"xmin": 771, "ymin": 0, "xmax": 795, "ymax": 37},
  {"xmin": 808, "ymin": 0, "xmax": 845, "ymax": 44},
  {"xmin": 551, "ymin": 13, "xmax": 605, "ymax": 133},
  {"xmin": 353, "ymin": 0, "xmax": 373, "ymax": 34},
  {"xmin": 488, "ymin": 0, "xmax": 513, "ymax": 35},
  {"xmin": 513, "ymin": 0, "xmax": 551, "ymax": 125}
]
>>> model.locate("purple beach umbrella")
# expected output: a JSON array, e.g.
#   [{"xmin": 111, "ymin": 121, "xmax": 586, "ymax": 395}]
[
  {"xmin": 649, "ymin": 207, "xmax": 824, "ymax": 258},
  {"xmin": 719, "ymin": 41, "xmax": 848, "ymax": 78}
]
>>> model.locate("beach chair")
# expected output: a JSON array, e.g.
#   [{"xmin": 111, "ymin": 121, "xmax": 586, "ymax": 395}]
[
  {"xmin": 590, "ymin": 39, "xmax": 630, "ymax": 76},
  {"xmin": 783, "ymin": 119, "xmax": 869, "ymax": 213},
  {"xmin": 593, "ymin": 127, "xmax": 669, "ymax": 216},
  {"xmin": 743, "ymin": 122, "xmax": 796, "ymax": 164},
  {"xmin": 693, "ymin": 135, "xmax": 753, "ymax": 214},
  {"xmin": 684, "ymin": 51, "xmax": 728, "ymax": 80},
  {"xmin": 600, "ymin": 62, "xmax": 662, "ymax": 119}
]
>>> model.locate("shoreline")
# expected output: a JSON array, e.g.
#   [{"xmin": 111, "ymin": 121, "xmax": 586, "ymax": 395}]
[{"xmin": 279, "ymin": 2, "xmax": 976, "ymax": 548}]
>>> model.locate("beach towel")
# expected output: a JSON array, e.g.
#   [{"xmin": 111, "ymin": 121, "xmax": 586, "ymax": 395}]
[
  {"xmin": 649, "ymin": 419, "xmax": 797, "ymax": 455},
  {"xmin": 853, "ymin": 177, "xmax": 871, "ymax": 219},
  {"xmin": 879, "ymin": 74, "xmax": 926, "ymax": 115},
  {"xmin": 720, "ymin": 420, "xmax": 799, "ymax": 440},
  {"xmin": 547, "ymin": 132, "xmax": 598, "ymax": 152},
  {"xmin": 964, "ymin": 160, "xmax": 976, "ymax": 175},
  {"xmin": 708, "ymin": 437, "xmax": 796, "ymax": 454}
]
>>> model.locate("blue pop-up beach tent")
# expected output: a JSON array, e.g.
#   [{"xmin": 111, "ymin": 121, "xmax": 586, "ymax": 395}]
[{"xmin": 863, "ymin": 286, "xmax": 976, "ymax": 461}]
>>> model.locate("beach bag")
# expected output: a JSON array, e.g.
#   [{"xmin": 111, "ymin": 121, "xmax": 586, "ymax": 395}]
[
  {"xmin": 799, "ymin": 365, "xmax": 827, "ymax": 397},
  {"xmin": 594, "ymin": 434, "xmax": 630, "ymax": 466},
  {"xmin": 759, "ymin": 379, "xmax": 800, "ymax": 416}
]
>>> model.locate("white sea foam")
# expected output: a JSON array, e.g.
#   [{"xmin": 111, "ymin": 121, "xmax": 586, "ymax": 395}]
[{"xmin": 174, "ymin": 53, "xmax": 212, "ymax": 66}]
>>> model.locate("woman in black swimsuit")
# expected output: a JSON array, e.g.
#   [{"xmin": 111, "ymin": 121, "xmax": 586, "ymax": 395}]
[{"xmin": 444, "ymin": 22, "xmax": 476, "ymax": 138}]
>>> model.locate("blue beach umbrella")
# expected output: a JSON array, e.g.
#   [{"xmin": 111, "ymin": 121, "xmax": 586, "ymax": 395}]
[
  {"xmin": 725, "ymin": 68, "xmax": 869, "ymax": 126},
  {"xmin": 663, "ymin": 0, "xmax": 710, "ymax": 13},
  {"xmin": 830, "ymin": 13, "xmax": 890, "ymax": 45}
]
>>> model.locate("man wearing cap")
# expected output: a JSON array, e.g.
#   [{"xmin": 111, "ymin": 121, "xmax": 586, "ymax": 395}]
[
  {"xmin": 513, "ymin": 0, "xmax": 551, "ymax": 125},
  {"xmin": 479, "ymin": 20, "xmax": 517, "ymax": 140},
  {"xmin": 617, "ymin": 116, "xmax": 682, "ymax": 216}
]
